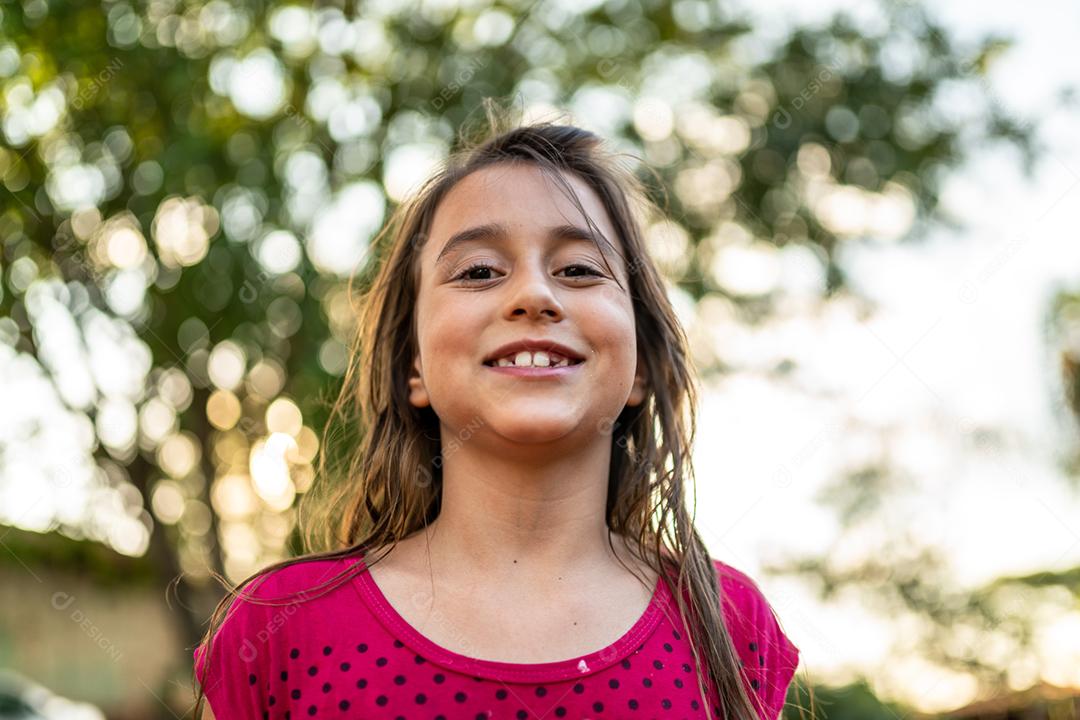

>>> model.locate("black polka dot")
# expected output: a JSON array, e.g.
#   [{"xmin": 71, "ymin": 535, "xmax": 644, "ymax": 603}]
[
  {"xmin": 357, "ymin": 643, "xmax": 368, "ymax": 653},
  {"xmin": 593, "ymin": 701, "xmax": 604, "ymax": 712},
  {"xmin": 248, "ymin": 673, "xmax": 256, "ymax": 685},
  {"xmin": 280, "ymin": 670, "xmax": 288, "ymax": 681},
  {"xmin": 475, "ymin": 714, "xmax": 486, "ymax": 720},
  {"xmin": 673, "ymin": 630, "xmax": 681, "ymax": 640},
  {"xmin": 675, "ymin": 678, "xmax": 683, "ymax": 688},
  {"xmin": 621, "ymin": 659, "xmax": 631, "ymax": 669},
  {"xmin": 415, "ymin": 693, "xmax": 427, "ymax": 704},
  {"xmin": 662, "ymin": 699, "xmax": 672, "ymax": 709},
  {"xmin": 749, "ymin": 642, "xmax": 757, "ymax": 651},
  {"xmin": 692, "ymin": 700, "xmax": 700, "ymax": 710},
  {"xmin": 375, "ymin": 695, "xmax": 388, "ymax": 706},
  {"xmin": 653, "ymin": 660, "xmax": 664, "ymax": 669},
  {"xmin": 289, "ymin": 648, "xmax": 300, "ymax": 659},
  {"xmin": 643, "ymin": 678, "xmax": 653, "ymax": 688},
  {"xmin": 609, "ymin": 679, "xmax": 619, "ymax": 689},
  {"xmin": 759, "ymin": 655, "xmax": 765, "ymax": 666},
  {"xmin": 434, "ymin": 673, "xmax": 445, "ymax": 684},
  {"xmin": 375, "ymin": 657, "xmax": 388, "ymax": 667},
  {"xmin": 535, "ymin": 687, "xmax": 547, "ymax": 697},
  {"xmin": 555, "ymin": 708, "xmax": 567, "ymax": 717},
  {"xmin": 340, "ymin": 662, "xmax": 351, "ymax": 671},
  {"xmin": 290, "ymin": 689, "xmax": 301, "ymax": 700},
  {"xmin": 496, "ymin": 689, "xmax": 508, "ymax": 700},
  {"xmin": 629, "ymin": 699, "xmax": 639, "ymax": 709},
  {"xmin": 393, "ymin": 639, "xmax": 405, "ymax": 648},
  {"xmin": 663, "ymin": 643, "xmax": 673, "ymax": 652},
  {"xmin": 268, "ymin": 696, "xmax": 276, "ymax": 706},
  {"xmin": 516, "ymin": 712, "xmax": 528, "ymax": 720},
  {"xmin": 394, "ymin": 675, "xmax": 406, "ymax": 685},
  {"xmin": 321, "ymin": 682, "xmax": 331, "ymax": 693},
  {"xmin": 751, "ymin": 678, "xmax": 761, "ymax": 690},
  {"xmin": 323, "ymin": 645, "xmax": 332, "ymax": 655},
  {"xmin": 454, "ymin": 691, "xmax": 467, "ymax": 702},
  {"xmin": 573, "ymin": 683, "xmax": 585, "ymax": 694},
  {"xmin": 356, "ymin": 678, "xmax": 367, "ymax": 689},
  {"xmin": 307, "ymin": 665, "xmax": 317, "ymax": 676},
  {"xmin": 414, "ymin": 654, "xmax": 426, "ymax": 664},
  {"xmin": 306, "ymin": 706, "xmax": 316, "ymax": 716},
  {"xmin": 682, "ymin": 663, "xmax": 692, "ymax": 673},
  {"xmin": 339, "ymin": 700, "xmax": 350, "ymax": 711}
]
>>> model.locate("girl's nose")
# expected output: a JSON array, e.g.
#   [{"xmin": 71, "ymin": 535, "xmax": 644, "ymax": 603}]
[{"xmin": 504, "ymin": 262, "xmax": 565, "ymax": 321}]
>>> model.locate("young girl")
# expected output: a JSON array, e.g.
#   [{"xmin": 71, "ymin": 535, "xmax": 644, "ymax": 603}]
[{"xmin": 193, "ymin": 102, "xmax": 803, "ymax": 720}]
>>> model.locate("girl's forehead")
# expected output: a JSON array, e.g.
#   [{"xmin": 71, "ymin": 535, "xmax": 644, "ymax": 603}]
[{"xmin": 426, "ymin": 164, "xmax": 620, "ymax": 255}]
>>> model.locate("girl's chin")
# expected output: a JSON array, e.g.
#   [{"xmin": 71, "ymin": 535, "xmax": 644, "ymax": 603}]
[{"xmin": 486, "ymin": 414, "xmax": 584, "ymax": 442}]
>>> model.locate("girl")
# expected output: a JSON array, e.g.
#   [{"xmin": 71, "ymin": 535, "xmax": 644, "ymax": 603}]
[{"xmin": 193, "ymin": 101, "xmax": 804, "ymax": 720}]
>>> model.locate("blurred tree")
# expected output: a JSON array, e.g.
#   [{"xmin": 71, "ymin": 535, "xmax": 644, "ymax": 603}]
[{"xmin": 0, "ymin": 0, "xmax": 1044, "ymax": 710}]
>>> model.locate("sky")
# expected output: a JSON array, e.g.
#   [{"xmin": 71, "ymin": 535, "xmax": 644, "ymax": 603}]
[{"xmin": 693, "ymin": 0, "xmax": 1080, "ymax": 711}]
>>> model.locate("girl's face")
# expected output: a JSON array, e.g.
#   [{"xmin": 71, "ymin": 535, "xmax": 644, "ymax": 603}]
[{"xmin": 409, "ymin": 162, "xmax": 646, "ymax": 447}]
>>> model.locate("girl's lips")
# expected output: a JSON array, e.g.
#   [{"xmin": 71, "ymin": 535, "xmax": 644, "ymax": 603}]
[{"xmin": 484, "ymin": 361, "xmax": 585, "ymax": 378}]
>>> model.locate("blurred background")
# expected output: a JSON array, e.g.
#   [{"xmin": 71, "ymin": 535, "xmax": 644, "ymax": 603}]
[{"xmin": 1, "ymin": 0, "xmax": 1079, "ymax": 717}]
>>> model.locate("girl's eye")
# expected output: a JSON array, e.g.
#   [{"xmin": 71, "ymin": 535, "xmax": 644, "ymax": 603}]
[
  {"xmin": 452, "ymin": 263, "xmax": 604, "ymax": 284},
  {"xmin": 559, "ymin": 264, "xmax": 604, "ymax": 278},
  {"xmin": 454, "ymin": 262, "xmax": 500, "ymax": 283}
]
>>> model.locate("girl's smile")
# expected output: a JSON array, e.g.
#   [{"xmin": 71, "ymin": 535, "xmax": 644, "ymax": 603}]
[
  {"xmin": 482, "ymin": 337, "xmax": 587, "ymax": 378},
  {"xmin": 484, "ymin": 360, "xmax": 585, "ymax": 378}
]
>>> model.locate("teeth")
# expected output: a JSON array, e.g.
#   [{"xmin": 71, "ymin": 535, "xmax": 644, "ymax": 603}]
[{"xmin": 491, "ymin": 350, "xmax": 576, "ymax": 367}]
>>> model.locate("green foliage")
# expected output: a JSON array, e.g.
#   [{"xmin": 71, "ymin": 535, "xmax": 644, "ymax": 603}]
[
  {"xmin": 0, "ymin": 525, "xmax": 156, "ymax": 587},
  {"xmin": 785, "ymin": 678, "xmax": 918, "ymax": 720}
]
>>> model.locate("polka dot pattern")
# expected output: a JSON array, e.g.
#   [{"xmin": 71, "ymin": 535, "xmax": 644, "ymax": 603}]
[{"xmin": 194, "ymin": 556, "xmax": 800, "ymax": 719}]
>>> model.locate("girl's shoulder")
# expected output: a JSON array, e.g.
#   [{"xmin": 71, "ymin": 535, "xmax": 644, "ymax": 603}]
[
  {"xmin": 711, "ymin": 556, "xmax": 799, "ymax": 655},
  {"xmin": 200, "ymin": 553, "xmax": 363, "ymax": 636},
  {"xmin": 193, "ymin": 554, "xmax": 363, "ymax": 687},
  {"xmin": 713, "ymin": 557, "xmax": 773, "ymax": 605},
  {"xmin": 236, "ymin": 553, "xmax": 362, "ymax": 602},
  {"xmin": 711, "ymin": 557, "xmax": 801, "ymax": 718}
]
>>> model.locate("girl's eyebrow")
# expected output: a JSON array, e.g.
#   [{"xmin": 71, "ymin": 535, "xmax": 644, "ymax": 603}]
[{"xmin": 433, "ymin": 222, "xmax": 603, "ymax": 268}]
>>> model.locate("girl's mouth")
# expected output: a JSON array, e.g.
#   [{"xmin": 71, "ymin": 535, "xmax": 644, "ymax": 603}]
[
  {"xmin": 483, "ymin": 359, "xmax": 585, "ymax": 378},
  {"xmin": 482, "ymin": 350, "xmax": 585, "ymax": 369}
]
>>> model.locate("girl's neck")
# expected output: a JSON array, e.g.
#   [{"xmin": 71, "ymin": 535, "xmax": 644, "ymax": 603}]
[
  {"xmin": 424, "ymin": 512, "xmax": 616, "ymax": 577},
  {"xmin": 378, "ymin": 518, "xmax": 653, "ymax": 603},
  {"xmin": 424, "ymin": 431, "xmax": 625, "ymax": 579}
]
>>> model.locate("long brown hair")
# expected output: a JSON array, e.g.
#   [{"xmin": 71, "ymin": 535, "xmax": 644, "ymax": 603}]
[{"xmin": 192, "ymin": 98, "xmax": 806, "ymax": 720}]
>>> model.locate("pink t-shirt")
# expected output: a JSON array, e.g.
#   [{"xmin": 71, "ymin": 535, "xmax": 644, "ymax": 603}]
[{"xmin": 194, "ymin": 554, "xmax": 799, "ymax": 719}]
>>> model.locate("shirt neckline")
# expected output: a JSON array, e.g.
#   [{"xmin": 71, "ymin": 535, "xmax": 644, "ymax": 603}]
[{"xmin": 347, "ymin": 554, "xmax": 672, "ymax": 684}]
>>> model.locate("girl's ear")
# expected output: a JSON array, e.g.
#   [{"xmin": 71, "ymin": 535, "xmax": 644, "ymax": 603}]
[
  {"xmin": 408, "ymin": 353, "xmax": 431, "ymax": 408},
  {"xmin": 626, "ymin": 352, "xmax": 647, "ymax": 407}
]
